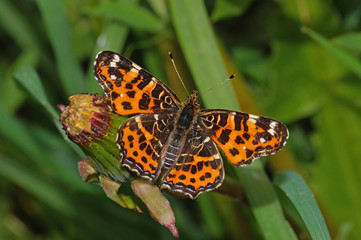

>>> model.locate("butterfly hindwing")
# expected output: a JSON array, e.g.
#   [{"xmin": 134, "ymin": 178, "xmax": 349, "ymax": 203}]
[
  {"xmin": 162, "ymin": 130, "xmax": 224, "ymax": 199},
  {"xmin": 94, "ymin": 51, "xmax": 181, "ymax": 115},
  {"xmin": 117, "ymin": 113, "xmax": 175, "ymax": 180},
  {"xmin": 199, "ymin": 110, "xmax": 289, "ymax": 166}
]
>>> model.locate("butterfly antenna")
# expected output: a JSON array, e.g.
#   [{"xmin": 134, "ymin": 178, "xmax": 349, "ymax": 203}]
[
  {"xmin": 168, "ymin": 52, "xmax": 190, "ymax": 96},
  {"xmin": 200, "ymin": 74, "xmax": 236, "ymax": 96}
]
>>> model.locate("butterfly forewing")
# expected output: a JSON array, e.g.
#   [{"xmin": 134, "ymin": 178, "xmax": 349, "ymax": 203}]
[
  {"xmin": 199, "ymin": 110, "xmax": 289, "ymax": 166},
  {"xmin": 94, "ymin": 51, "xmax": 181, "ymax": 115}
]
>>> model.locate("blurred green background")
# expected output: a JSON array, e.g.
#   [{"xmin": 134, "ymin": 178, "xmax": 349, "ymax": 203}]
[{"xmin": 0, "ymin": 0, "xmax": 360, "ymax": 239}]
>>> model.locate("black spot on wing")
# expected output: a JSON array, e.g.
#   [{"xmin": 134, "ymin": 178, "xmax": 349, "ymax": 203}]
[
  {"xmin": 242, "ymin": 133, "xmax": 250, "ymax": 141},
  {"xmin": 179, "ymin": 174, "xmax": 186, "ymax": 180},
  {"xmin": 233, "ymin": 114, "xmax": 241, "ymax": 131},
  {"xmin": 139, "ymin": 142, "xmax": 147, "ymax": 150},
  {"xmin": 235, "ymin": 135, "xmax": 244, "ymax": 144},
  {"xmin": 125, "ymin": 83, "xmax": 133, "ymax": 89},
  {"xmin": 111, "ymin": 92, "xmax": 118, "ymax": 100},
  {"xmin": 217, "ymin": 129, "xmax": 232, "ymax": 145},
  {"xmin": 217, "ymin": 113, "xmax": 228, "ymax": 127},
  {"xmin": 139, "ymin": 93, "xmax": 150, "ymax": 110},
  {"xmin": 242, "ymin": 115, "xmax": 249, "ymax": 132},
  {"xmin": 151, "ymin": 84, "xmax": 164, "ymax": 98},
  {"xmin": 190, "ymin": 165, "xmax": 197, "ymax": 174},
  {"xmin": 229, "ymin": 148, "xmax": 239, "ymax": 156},
  {"xmin": 139, "ymin": 134, "xmax": 146, "ymax": 143},
  {"xmin": 255, "ymin": 117, "xmax": 271, "ymax": 130},
  {"xmin": 197, "ymin": 161, "xmax": 203, "ymax": 171},
  {"xmin": 209, "ymin": 160, "xmax": 218, "ymax": 169},
  {"xmin": 182, "ymin": 164, "xmax": 191, "ymax": 172},
  {"xmin": 126, "ymin": 91, "xmax": 136, "ymax": 98},
  {"xmin": 141, "ymin": 156, "xmax": 148, "ymax": 163},
  {"xmin": 137, "ymin": 73, "xmax": 151, "ymax": 90},
  {"xmin": 121, "ymin": 101, "xmax": 132, "ymax": 110},
  {"xmin": 246, "ymin": 149, "xmax": 254, "ymax": 158}
]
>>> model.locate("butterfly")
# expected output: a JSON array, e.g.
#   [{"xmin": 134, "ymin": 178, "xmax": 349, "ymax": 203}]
[{"xmin": 93, "ymin": 51, "xmax": 289, "ymax": 199}]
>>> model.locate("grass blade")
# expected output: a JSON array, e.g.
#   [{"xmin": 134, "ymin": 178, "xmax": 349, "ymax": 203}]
[
  {"xmin": 0, "ymin": 0, "xmax": 39, "ymax": 50},
  {"xmin": 35, "ymin": 0, "xmax": 84, "ymax": 95},
  {"xmin": 333, "ymin": 32, "xmax": 361, "ymax": 52},
  {"xmin": 238, "ymin": 161, "xmax": 297, "ymax": 239},
  {"xmin": 88, "ymin": 2, "xmax": 162, "ymax": 32},
  {"xmin": 312, "ymin": 101, "xmax": 361, "ymax": 239},
  {"xmin": 14, "ymin": 66, "xmax": 84, "ymax": 156},
  {"xmin": 274, "ymin": 170, "xmax": 331, "ymax": 240},
  {"xmin": 170, "ymin": 0, "xmax": 237, "ymax": 109},
  {"xmin": 14, "ymin": 66, "xmax": 58, "ymax": 120},
  {"xmin": 0, "ymin": 155, "xmax": 74, "ymax": 215},
  {"xmin": 301, "ymin": 26, "xmax": 361, "ymax": 78}
]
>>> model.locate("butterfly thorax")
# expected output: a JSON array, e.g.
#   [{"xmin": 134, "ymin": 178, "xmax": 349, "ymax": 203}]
[
  {"xmin": 155, "ymin": 91, "xmax": 201, "ymax": 180},
  {"xmin": 177, "ymin": 91, "xmax": 201, "ymax": 128}
]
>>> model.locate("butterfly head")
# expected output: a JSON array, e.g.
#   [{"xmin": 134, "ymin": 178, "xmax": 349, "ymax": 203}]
[{"xmin": 185, "ymin": 91, "xmax": 201, "ymax": 108}]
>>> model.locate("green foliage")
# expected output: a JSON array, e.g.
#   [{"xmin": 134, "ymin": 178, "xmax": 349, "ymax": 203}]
[
  {"xmin": 274, "ymin": 171, "xmax": 331, "ymax": 240},
  {"xmin": 0, "ymin": 0, "xmax": 360, "ymax": 239}
]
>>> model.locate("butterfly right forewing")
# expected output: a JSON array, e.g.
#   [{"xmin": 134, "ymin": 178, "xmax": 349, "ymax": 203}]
[{"xmin": 199, "ymin": 109, "xmax": 289, "ymax": 166}]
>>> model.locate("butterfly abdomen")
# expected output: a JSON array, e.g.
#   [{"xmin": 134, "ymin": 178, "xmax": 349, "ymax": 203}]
[
  {"xmin": 157, "ymin": 131, "xmax": 184, "ymax": 179},
  {"xmin": 163, "ymin": 137, "xmax": 182, "ymax": 168},
  {"xmin": 157, "ymin": 103, "xmax": 198, "ymax": 179}
]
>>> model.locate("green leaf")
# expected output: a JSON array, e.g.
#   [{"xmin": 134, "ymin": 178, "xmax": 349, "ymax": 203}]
[
  {"xmin": 0, "ymin": 0, "xmax": 39, "ymax": 50},
  {"xmin": 332, "ymin": 32, "xmax": 361, "ymax": 52},
  {"xmin": 312, "ymin": 100, "xmax": 361, "ymax": 239},
  {"xmin": 14, "ymin": 66, "xmax": 58, "ymax": 119},
  {"xmin": 169, "ymin": 0, "xmax": 237, "ymax": 110},
  {"xmin": 237, "ymin": 161, "xmax": 297, "ymax": 240},
  {"xmin": 0, "ymin": 50, "xmax": 36, "ymax": 113},
  {"xmin": 35, "ymin": 0, "xmax": 84, "ymax": 95},
  {"xmin": 197, "ymin": 195, "xmax": 224, "ymax": 238},
  {"xmin": 211, "ymin": 0, "xmax": 253, "ymax": 22},
  {"xmin": 274, "ymin": 170, "xmax": 331, "ymax": 240},
  {"xmin": 89, "ymin": 2, "xmax": 162, "ymax": 32},
  {"xmin": 302, "ymin": 26, "xmax": 361, "ymax": 78},
  {"xmin": 0, "ymin": 155, "xmax": 74, "ymax": 215},
  {"xmin": 267, "ymin": 41, "xmax": 328, "ymax": 122},
  {"xmin": 14, "ymin": 66, "xmax": 86, "ymax": 159},
  {"xmin": 148, "ymin": 0, "xmax": 168, "ymax": 20},
  {"xmin": 272, "ymin": 0, "xmax": 340, "ymax": 32},
  {"xmin": 0, "ymin": 103, "xmax": 85, "ymax": 190}
]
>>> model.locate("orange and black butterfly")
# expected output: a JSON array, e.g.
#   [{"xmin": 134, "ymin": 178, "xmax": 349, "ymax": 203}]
[{"xmin": 93, "ymin": 51, "xmax": 288, "ymax": 199}]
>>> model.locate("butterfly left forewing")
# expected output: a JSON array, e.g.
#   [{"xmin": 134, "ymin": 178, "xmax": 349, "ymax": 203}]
[
  {"xmin": 199, "ymin": 110, "xmax": 288, "ymax": 166},
  {"xmin": 94, "ymin": 51, "xmax": 181, "ymax": 115}
]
